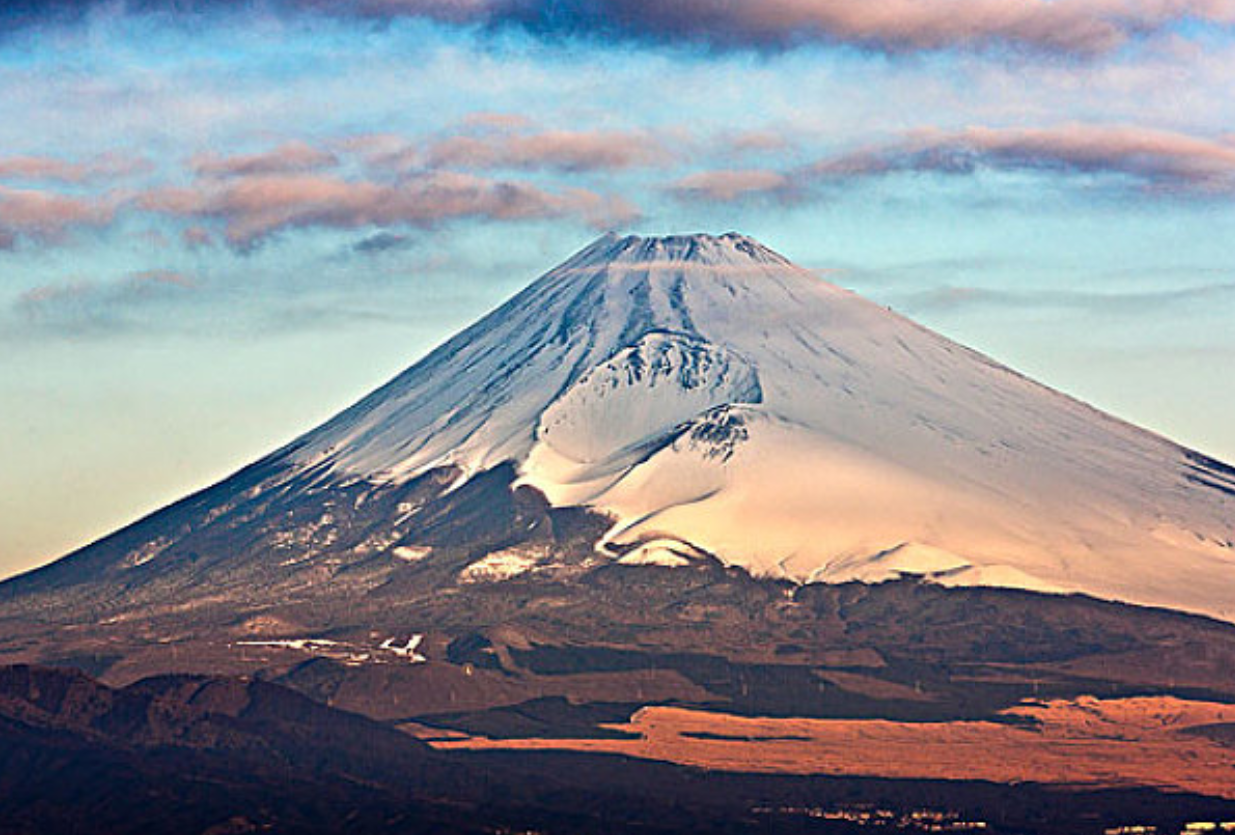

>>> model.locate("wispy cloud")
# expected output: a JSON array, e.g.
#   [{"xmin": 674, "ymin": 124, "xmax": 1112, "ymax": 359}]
[
  {"xmin": 189, "ymin": 141, "xmax": 340, "ymax": 178},
  {"xmin": 0, "ymin": 152, "xmax": 150, "ymax": 184},
  {"xmin": 718, "ymin": 130, "xmax": 794, "ymax": 156},
  {"xmin": 182, "ymin": 226, "xmax": 214, "ymax": 248},
  {"xmin": 140, "ymin": 170, "xmax": 638, "ymax": 249},
  {"xmin": 15, "ymin": 268, "xmax": 198, "ymax": 333},
  {"xmin": 128, "ymin": 268, "xmax": 197, "ymax": 288},
  {"xmin": 423, "ymin": 129, "xmax": 670, "ymax": 172},
  {"xmin": 355, "ymin": 126, "xmax": 672, "ymax": 173},
  {"xmin": 673, "ymin": 124, "xmax": 1235, "ymax": 203},
  {"xmin": 891, "ymin": 281, "xmax": 1235, "ymax": 314},
  {"xmin": 815, "ymin": 125, "xmax": 1235, "ymax": 191},
  {"xmin": 458, "ymin": 111, "xmax": 533, "ymax": 130},
  {"xmin": 0, "ymin": 185, "xmax": 117, "ymax": 246},
  {"xmin": 352, "ymin": 230, "xmax": 414, "ymax": 254},
  {"xmin": 0, "ymin": 126, "xmax": 648, "ymax": 252},
  {"xmin": 670, "ymin": 168, "xmax": 795, "ymax": 202}
]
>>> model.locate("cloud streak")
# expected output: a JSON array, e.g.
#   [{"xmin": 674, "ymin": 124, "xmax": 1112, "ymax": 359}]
[
  {"xmin": 0, "ymin": 185, "xmax": 117, "ymax": 247},
  {"xmin": 8, "ymin": 124, "xmax": 1235, "ymax": 254},
  {"xmin": 670, "ymin": 168, "xmax": 795, "ymax": 202},
  {"xmin": 140, "ymin": 170, "xmax": 638, "ymax": 248},
  {"xmin": 423, "ymin": 129, "xmax": 670, "ymax": 172},
  {"xmin": 892, "ymin": 281, "xmax": 1235, "ymax": 314},
  {"xmin": 189, "ymin": 141, "xmax": 340, "ymax": 178},
  {"xmin": 0, "ymin": 128, "xmax": 648, "ymax": 252},
  {"xmin": 351, "ymin": 230, "xmax": 413, "ymax": 254},
  {"xmin": 818, "ymin": 125, "xmax": 1235, "ymax": 190},
  {"xmin": 673, "ymin": 125, "xmax": 1235, "ymax": 203},
  {"xmin": 15, "ymin": 268, "xmax": 198, "ymax": 333},
  {"xmin": 354, "ymin": 127, "xmax": 671, "ymax": 173},
  {"xmin": 0, "ymin": 152, "xmax": 150, "ymax": 183}
]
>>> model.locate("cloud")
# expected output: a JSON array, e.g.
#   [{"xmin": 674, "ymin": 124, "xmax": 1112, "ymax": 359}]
[
  {"xmin": 0, "ymin": 128, "xmax": 644, "ymax": 252},
  {"xmin": 0, "ymin": 152, "xmax": 150, "ymax": 183},
  {"xmin": 139, "ymin": 170, "xmax": 638, "ymax": 248},
  {"xmin": 670, "ymin": 168, "xmax": 795, "ymax": 202},
  {"xmin": 458, "ymin": 111, "xmax": 533, "ymax": 131},
  {"xmin": 673, "ymin": 125, "xmax": 1235, "ymax": 203},
  {"xmin": 16, "ymin": 281, "xmax": 93, "ymax": 308},
  {"xmin": 322, "ymin": 0, "xmax": 1235, "ymax": 56},
  {"xmin": 340, "ymin": 134, "xmax": 422, "ymax": 172},
  {"xmin": 818, "ymin": 125, "xmax": 1235, "ymax": 190},
  {"xmin": 128, "ymin": 268, "xmax": 196, "ymax": 288},
  {"xmin": 352, "ymin": 230, "xmax": 413, "ymax": 254},
  {"xmin": 0, "ymin": 185, "xmax": 117, "ymax": 246},
  {"xmin": 720, "ymin": 130, "xmax": 793, "ymax": 156},
  {"xmin": 16, "ymin": 0, "xmax": 1231, "ymax": 55},
  {"xmin": 424, "ymin": 129, "xmax": 668, "ymax": 171},
  {"xmin": 15, "ymin": 268, "xmax": 197, "ymax": 332},
  {"xmin": 892, "ymin": 281, "xmax": 1235, "ymax": 314},
  {"xmin": 413, "ymin": 129, "xmax": 670, "ymax": 172},
  {"xmin": 182, "ymin": 226, "xmax": 214, "ymax": 248},
  {"xmin": 189, "ymin": 141, "xmax": 340, "ymax": 178}
]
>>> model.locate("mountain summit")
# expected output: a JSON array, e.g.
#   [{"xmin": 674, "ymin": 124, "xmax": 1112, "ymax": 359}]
[{"xmin": 4, "ymin": 233, "xmax": 1233, "ymax": 626}]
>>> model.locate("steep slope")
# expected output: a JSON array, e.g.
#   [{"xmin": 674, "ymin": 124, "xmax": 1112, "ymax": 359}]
[{"xmin": 284, "ymin": 232, "xmax": 1234, "ymax": 620}]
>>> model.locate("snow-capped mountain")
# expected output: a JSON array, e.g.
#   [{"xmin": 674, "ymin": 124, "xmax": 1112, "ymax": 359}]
[
  {"xmin": 6, "ymin": 231, "xmax": 1235, "ymax": 828},
  {"xmin": 281, "ymin": 232, "xmax": 1233, "ymax": 621}
]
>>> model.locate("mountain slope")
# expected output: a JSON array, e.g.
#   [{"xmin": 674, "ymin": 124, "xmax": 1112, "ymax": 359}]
[
  {"xmin": 284, "ymin": 232, "xmax": 1234, "ymax": 620},
  {"xmin": 1, "ymin": 232, "xmax": 1231, "ymax": 625}
]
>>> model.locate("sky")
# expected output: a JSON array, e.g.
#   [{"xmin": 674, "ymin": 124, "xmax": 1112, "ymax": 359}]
[{"xmin": 1, "ymin": 0, "xmax": 1234, "ymax": 580}]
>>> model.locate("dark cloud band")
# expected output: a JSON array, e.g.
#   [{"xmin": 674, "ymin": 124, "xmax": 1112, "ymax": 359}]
[{"xmin": 7, "ymin": 0, "xmax": 1234, "ymax": 56}]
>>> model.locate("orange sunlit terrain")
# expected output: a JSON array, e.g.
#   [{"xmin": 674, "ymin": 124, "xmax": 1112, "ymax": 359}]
[{"xmin": 422, "ymin": 696, "xmax": 1235, "ymax": 798}]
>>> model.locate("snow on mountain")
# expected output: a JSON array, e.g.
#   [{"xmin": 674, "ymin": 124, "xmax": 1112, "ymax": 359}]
[{"xmin": 289, "ymin": 232, "xmax": 1235, "ymax": 621}]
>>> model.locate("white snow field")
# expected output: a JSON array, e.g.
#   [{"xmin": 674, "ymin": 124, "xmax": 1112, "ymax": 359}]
[{"xmin": 288, "ymin": 233, "xmax": 1235, "ymax": 621}]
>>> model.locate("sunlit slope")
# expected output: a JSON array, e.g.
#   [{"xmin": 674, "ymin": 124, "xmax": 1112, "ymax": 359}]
[{"xmin": 286, "ymin": 233, "xmax": 1235, "ymax": 620}]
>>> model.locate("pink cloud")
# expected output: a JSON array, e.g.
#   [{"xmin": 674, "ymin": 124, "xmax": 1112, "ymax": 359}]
[
  {"xmin": 140, "ymin": 171, "xmax": 637, "ymax": 248},
  {"xmin": 722, "ymin": 131, "xmax": 793, "ymax": 155},
  {"xmin": 459, "ymin": 112, "xmax": 534, "ymax": 131},
  {"xmin": 931, "ymin": 125, "xmax": 1235, "ymax": 187},
  {"xmin": 818, "ymin": 125, "xmax": 1235, "ymax": 190},
  {"xmin": 129, "ymin": 269, "xmax": 196, "ymax": 288},
  {"xmin": 342, "ymin": 125, "xmax": 668, "ymax": 174},
  {"xmin": 0, "ymin": 152, "xmax": 150, "ymax": 184},
  {"xmin": 671, "ymin": 169, "xmax": 794, "ymax": 202},
  {"xmin": 190, "ymin": 141, "xmax": 340, "ymax": 178},
  {"xmin": 0, "ymin": 186, "xmax": 117, "ymax": 246},
  {"xmin": 423, "ymin": 130, "xmax": 671, "ymax": 172},
  {"xmin": 678, "ymin": 124, "xmax": 1235, "ymax": 203},
  {"xmin": 182, "ymin": 226, "xmax": 214, "ymax": 248}
]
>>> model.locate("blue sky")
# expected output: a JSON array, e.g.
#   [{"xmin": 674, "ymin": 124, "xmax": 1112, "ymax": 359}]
[{"xmin": 2, "ymin": 0, "xmax": 1234, "ymax": 578}]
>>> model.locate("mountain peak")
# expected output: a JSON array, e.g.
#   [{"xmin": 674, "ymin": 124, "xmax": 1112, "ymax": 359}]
[{"xmin": 571, "ymin": 231, "xmax": 791, "ymax": 270}]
